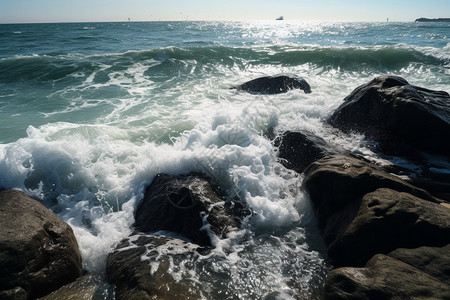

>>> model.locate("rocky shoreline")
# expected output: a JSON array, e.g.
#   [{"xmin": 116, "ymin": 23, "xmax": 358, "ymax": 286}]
[
  {"xmin": 1, "ymin": 75, "xmax": 449, "ymax": 299},
  {"xmin": 292, "ymin": 75, "xmax": 450, "ymax": 298}
]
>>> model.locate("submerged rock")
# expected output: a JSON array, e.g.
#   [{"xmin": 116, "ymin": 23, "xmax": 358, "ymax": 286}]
[
  {"xmin": 135, "ymin": 173, "xmax": 245, "ymax": 247},
  {"xmin": 328, "ymin": 75, "xmax": 450, "ymax": 156},
  {"xmin": 235, "ymin": 74, "xmax": 311, "ymax": 94},
  {"xmin": 275, "ymin": 130, "xmax": 332, "ymax": 174},
  {"xmin": 0, "ymin": 190, "xmax": 82, "ymax": 299},
  {"xmin": 325, "ymin": 254, "xmax": 450, "ymax": 299},
  {"xmin": 107, "ymin": 234, "xmax": 203, "ymax": 300}
]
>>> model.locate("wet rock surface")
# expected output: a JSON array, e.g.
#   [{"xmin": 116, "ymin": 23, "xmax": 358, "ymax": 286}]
[
  {"xmin": 328, "ymin": 75, "xmax": 450, "ymax": 156},
  {"xmin": 235, "ymin": 74, "xmax": 312, "ymax": 94},
  {"xmin": 291, "ymin": 76, "xmax": 450, "ymax": 299},
  {"xmin": 275, "ymin": 130, "xmax": 332, "ymax": 174},
  {"xmin": 388, "ymin": 244, "xmax": 450, "ymax": 285},
  {"xmin": 326, "ymin": 76, "xmax": 450, "ymax": 203},
  {"xmin": 107, "ymin": 234, "xmax": 203, "ymax": 300},
  {"xmin": 325, "ymin": 254, "xmax": 450, "ymax": 300},
  {"xmin": 135, "ymin": 173, "xmax": 245, "ymax": 247},
  {"xmin": 38, "ymin": 274, "xmax": 112, "ymax": 300},
  {"xmin": 0, "ymin": 190, "xmax": 83, "ymax": 299},
  {"xmin": 328, "ymin": 188, "xmax": 450, "ymax": 266},
  {"xmin": 302, "ymin": 154, "xmax": 438, "ymax": 246},
  {"xmin": 301, "ymin": 154, "xmax": 450, "ymax": 298}
]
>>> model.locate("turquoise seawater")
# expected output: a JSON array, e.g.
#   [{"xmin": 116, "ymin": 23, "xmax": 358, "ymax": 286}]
[{"xmin": 0, "ymin": 21, "xmax": 449, "ymax": 299}]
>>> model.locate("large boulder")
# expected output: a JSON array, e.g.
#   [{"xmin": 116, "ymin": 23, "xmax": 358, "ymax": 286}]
[
  {"xmin": 107, "ymin": 234, "xmax": 203, "ymax": 300},
  {"xmin": 0, "ymin": 190, "xmax": 83, "ymax": 299},
  {"xmin": 275, "ymin": 130, "xmax": 332, "ymax": 174},
  {"xmin": 301, "ymin": 155, "xmax": 438, "ymax": 246},
  {"xmin": 328, "ymin": 188, "xmax": 450, "ymax": 266},
  {"xmin": 135, "ymin": 173, "xmax": 244, "ymax": 247},
  {"xmin": 328, "ymin": 75, "xmax": 450, "ymax": 156},
  {"xmin": 235, "ymin": 74, "xmax": 311, "ymax": 94},
  {"xmin": 302, "ymin": 76, "xmax": 450, "ymax": 299},
  {"xmin": 324, "ymin": 254, "xmax": 450, "ymax": 300},
  {"xmin": 388, "ymin": 244, "xmax": 450, "ymax": 285}
]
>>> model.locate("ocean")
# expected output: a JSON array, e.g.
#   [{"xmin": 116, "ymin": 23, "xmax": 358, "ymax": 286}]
[{"xmin": 1, "ymin": 21, "xmax": 449, "ymax": 299}]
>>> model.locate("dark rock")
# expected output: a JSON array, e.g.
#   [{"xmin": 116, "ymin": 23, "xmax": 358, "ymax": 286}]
[
  {"xmin": 302, "ymin": 155, "xmax": 438, "ymax": 246},
  {"xmin": 235, "ymin": 74, "xmax": 311, "ymax": 94},
  {"xmin": 328, "ymin": 188, "xmax": 450, "ymax": 266},
  {"xmin": 0, "ymin": 190, "xmax": 83, "ymax": 299},
  {"xmin": 324, "ymin": 254, "xmax": 450, "ymax": 300},
  {"xmin": 388, "ymin": 244, "xmax": 450, "ymax": 285},
  {"xmin": 38, "ymin": 274, "xmax": 112, "ymax": 300},
  {"xmin": 275, "ymin": 131, "xmax": 332, "ymax": 174},
  {"xmin": 407, "ymin": 160, "xmax": 450, "ymax": 202},
  {"xmin": 303, "ymin": 76, "xmax": 450, "ymax": 298},
  {"xmin": 328, "ymin": 75, "xmax": 450, "ymax": 156},
  {"xmin": 135, "ymin": 173, "xmax": 243, "ymax": 247},
  {"xmin": 107, "ymin": 234, "xmax": 203, "ymax": 300}
]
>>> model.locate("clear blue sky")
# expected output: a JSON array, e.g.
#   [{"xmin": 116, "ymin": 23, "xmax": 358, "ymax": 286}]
[{"xmin": 1, "ymin": 0, "xmax": 449, "ymax": 23}]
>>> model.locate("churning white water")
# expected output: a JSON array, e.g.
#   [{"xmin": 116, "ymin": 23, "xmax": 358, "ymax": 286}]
[{"xmin": 1, "ymin": 21, "xmax": 449, "ymax": 298}]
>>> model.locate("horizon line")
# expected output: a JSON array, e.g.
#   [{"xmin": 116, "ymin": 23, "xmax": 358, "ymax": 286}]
[{"xmin": 0, "ymin": 18, "xmax": 426, "ymax": 25}]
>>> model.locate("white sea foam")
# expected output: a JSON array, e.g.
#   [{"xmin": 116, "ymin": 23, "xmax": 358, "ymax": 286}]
[
  {"xmin": 0, "ymin": 57, "xmax": 384, "ymax": 275},
  {"xmin": 0, "ymin": 89, "xmax": 322, "ymax": 273},
  {"xmin": 2, "ymin": 21, "xmax": 450, "ymax": 298}
]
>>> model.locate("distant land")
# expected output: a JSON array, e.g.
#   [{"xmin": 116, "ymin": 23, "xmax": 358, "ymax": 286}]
[{"xmin": 415, "ymin": 18, "xmax": 450, "ymax": 22}]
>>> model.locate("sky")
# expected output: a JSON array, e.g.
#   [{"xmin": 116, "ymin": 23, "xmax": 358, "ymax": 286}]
[{"xmin": 0, "ymin": 0, "xmax": 449, "ymax": 24}]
